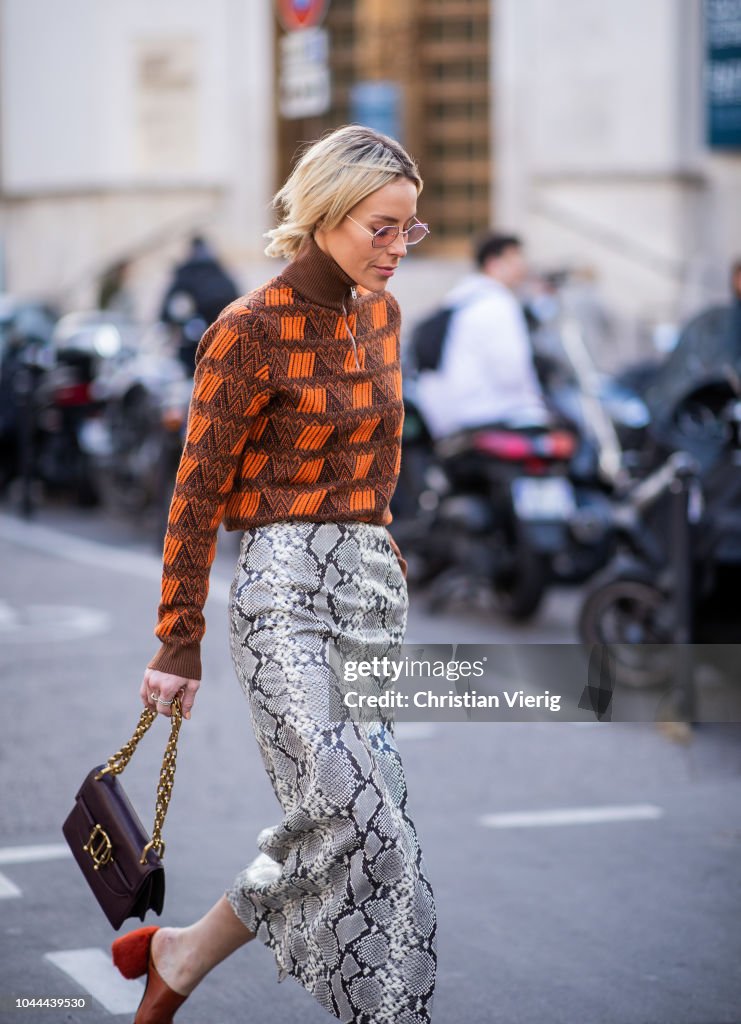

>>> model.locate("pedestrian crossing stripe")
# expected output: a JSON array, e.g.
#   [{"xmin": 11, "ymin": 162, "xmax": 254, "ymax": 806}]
[
  {"xmin": 0, "ymin": 843, "xmax": 72, "ymax": 865},
  {"xmin": 479, "ymin": 804, "xmax": 664, "ymax": 828},
  {"xmin": 44, "ymin": 950, "xmax": 144, "ymax": 1015},
  {"xmin": 0, "ymin": 871, "xmax": 22, "ymax": 898}
]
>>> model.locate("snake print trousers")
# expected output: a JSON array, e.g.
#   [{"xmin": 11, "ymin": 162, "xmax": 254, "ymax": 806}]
[{"xmin": 225, "ymin": 521, "xmax": 437, "ymax": 1024}]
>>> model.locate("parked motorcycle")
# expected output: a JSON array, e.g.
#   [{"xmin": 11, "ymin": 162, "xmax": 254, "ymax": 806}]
[
  {"xmin": 391, "ymin": 306, "xmax": 631, "ymax": 620},
  {"xmin": 78, "ymin": 319, "xmax": 192, "ymax": 537},
  {"xmin": 0, "ymin": 298, "xmax": 58, "ymax": 502},
  {"xmin": 391, "ymin": 386, "xmax": 613, "ymax": 619},
  {"xmin": 33, "ymin": 313, "xmax": 124, "ymax": 507},
  {"xmin": 577, "ymin": 304, "xmax": 741, "ymax": 687},
  {"xmin": 0, "ymin": 304, "xmax": 115, "ymax": 509}
]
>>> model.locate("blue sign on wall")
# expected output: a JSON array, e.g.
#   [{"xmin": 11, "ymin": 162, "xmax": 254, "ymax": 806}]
[
  {"xmin": 705, "ymin": 0, "xmax": 741, "ymax": 148},
  {"xmin": 350, "ymin": 81, "xmax": 402, "ymax": 142}
]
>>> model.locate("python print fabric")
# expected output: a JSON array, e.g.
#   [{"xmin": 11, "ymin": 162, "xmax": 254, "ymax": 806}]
[{"xmin": 225, "ymin": 520, "xmax": 437, "ymax": 1024}]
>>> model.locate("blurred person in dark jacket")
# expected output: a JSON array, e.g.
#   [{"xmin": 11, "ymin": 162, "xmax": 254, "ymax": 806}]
[
  {"xmin": 160, "ymin": 235, "xmax": 240, "ymax": 331},
  {"xmin": 160, "ymin": 236, "xmax": 241, "ymax": 375}
]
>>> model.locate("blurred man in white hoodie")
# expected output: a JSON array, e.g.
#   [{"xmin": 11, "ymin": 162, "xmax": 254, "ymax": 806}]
[{"xmin": 415, "ymin": 232, "xmax": 550, "ymax": 440}]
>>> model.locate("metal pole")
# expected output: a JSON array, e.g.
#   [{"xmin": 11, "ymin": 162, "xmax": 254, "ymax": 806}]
[
  {"xmin": 669, "ymin": 468, "xmax": 695, "ymax": 722},
  {"xmin": 16, "ymin": 361, "xmax": 36, "ymax": 519}
]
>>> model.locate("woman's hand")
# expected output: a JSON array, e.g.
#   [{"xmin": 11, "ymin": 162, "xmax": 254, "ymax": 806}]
[
  {"xmin": 385, "ymin": 529, "xmax": 408, "ymax": 581},
  {"xmin": 141, "ymin": 668, "xmax": 200, "ymax": 720}
]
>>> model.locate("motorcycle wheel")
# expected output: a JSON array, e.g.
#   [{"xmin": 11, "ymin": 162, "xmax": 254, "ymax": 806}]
[
  {"xmin": 577, "ymin": 577, "xmax": 675, "ymax": 688},
  {"xmin": 75, "ymin": 464, "xmax": 102, "ymax": 508},
  {"xmin": 491, "ymin": 538, "xmax": 548, "ymax": 621},
  {"xmin": 106, "ymin": 389, "xmax": 163, "ymax": 515}
]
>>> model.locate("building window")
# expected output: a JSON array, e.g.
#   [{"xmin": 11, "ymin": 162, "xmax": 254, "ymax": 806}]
[{"xmin": 275, "ymin": 0, "xmax": 492, "ymax": 254}]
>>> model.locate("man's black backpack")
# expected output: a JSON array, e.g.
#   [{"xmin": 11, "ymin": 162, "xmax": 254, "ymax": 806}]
[{"xmin": 409, "ymin": 306, "xmax": 455, "ymax": 373}]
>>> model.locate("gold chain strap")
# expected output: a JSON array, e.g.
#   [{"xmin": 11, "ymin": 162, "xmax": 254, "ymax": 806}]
[{"xmin": 95, "ymin": 697, "xmax": 183, "ymax": 863}]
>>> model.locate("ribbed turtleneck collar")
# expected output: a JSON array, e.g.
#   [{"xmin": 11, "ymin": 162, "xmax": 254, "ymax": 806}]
[{"xmin": 280, "ymin": 233, "xmax": 357, "ymax": 312}]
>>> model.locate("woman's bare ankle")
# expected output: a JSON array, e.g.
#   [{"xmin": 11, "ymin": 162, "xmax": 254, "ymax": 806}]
[
  {"xmin": 150, "ymin": 898, "xmax": 256, "ymax": 996},
  {"xmin": 150, "ymin": 927, "xmax": 202, "ymax": 997}
]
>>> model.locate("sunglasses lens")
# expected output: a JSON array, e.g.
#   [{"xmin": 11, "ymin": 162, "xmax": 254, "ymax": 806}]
[
  {"xmin": 372, "ymin": 226, "xmax": 398, "ymax": 247},
  {"xmin": 405, "ymin": 223, "xmax": 429, "ymax": 245},
  {"xmin": 369, "ymin": 223, "xmax": 430, "ymax": 246}
]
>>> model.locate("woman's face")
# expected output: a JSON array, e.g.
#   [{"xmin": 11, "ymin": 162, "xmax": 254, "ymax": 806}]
[{"xmin": 314, "ymin": 177, "xmax": 419, "ymax": 293}]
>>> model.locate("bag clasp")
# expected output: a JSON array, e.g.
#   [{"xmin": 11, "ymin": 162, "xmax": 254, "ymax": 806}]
[{"xmin": 83, "ymin": 824, "xmax": 114, "ymax": 870}]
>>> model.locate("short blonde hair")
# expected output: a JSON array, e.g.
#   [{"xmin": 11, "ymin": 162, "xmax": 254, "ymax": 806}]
[{"xmin": 265, "ymin": 124, "xmax": 423, "ymax": 260}]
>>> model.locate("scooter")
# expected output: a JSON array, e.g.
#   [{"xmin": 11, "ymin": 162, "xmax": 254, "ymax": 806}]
[
  {"xmin": 391, "ymin": 391, "xmax": 592, "ymax": 620},
  {"xmin": 578, "ymin": 329, "xmax": 741, "ymax": 689},
  {"xmin": 390, "ymin": 307, "xmax": 628, "ymax": 620}
]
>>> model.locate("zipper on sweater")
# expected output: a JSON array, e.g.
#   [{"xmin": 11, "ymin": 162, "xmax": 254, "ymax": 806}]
[{"xmin": 342, "ymin": 297, "xmax": 361, "ymax": 371}]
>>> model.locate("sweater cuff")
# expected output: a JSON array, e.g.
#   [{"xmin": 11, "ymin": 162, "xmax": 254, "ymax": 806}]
[{"xmin": 147, "ymin": 642, "xmax": 202, "ymax": 681}]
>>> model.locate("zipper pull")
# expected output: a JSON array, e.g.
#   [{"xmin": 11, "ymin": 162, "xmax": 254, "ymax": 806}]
[{"xmin": 342, "ymin": 303, "xmax": 361, "ymax": 371}]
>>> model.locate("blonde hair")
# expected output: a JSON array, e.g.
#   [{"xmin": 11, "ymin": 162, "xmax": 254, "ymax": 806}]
[{"xmin": 265, "ymin": 124, "xmax": 423, "ymax": 260}]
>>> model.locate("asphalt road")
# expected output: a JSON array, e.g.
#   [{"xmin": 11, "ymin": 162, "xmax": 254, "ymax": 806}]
[{"xmin": 0, "ymin": 499, "xmax": 740, "ymax": 1024}]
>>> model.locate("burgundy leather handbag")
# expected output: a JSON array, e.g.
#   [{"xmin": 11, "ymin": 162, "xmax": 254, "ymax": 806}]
[{"xmin": 62, "ymin": 698, "xmax": 182, "ymax": 930}]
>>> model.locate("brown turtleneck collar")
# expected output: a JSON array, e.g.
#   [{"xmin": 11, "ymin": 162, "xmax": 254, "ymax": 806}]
[{"xmin": 279, "ymin": 233, "xmax": 358, "ymax": 312}]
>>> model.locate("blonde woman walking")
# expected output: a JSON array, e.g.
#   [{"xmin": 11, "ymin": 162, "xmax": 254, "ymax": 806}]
[{"xmin": 111, "ymin": 125, "xmax": 437, "ymax": 1024}]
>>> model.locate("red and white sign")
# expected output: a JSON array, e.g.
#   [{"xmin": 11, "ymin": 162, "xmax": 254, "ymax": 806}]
[{"xmin": 276, "ymin": 0, "xmax": 329, "ymax": 33}]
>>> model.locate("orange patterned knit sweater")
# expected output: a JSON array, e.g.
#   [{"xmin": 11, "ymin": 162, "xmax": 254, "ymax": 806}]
[{"xmin": 147, "ymin": 234, "xmax": 407, "ymax": 681}]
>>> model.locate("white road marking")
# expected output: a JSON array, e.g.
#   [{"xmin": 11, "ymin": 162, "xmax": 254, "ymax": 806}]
[
  {"xmin": 44, "ymin": 949, "xmax": 144, "ymax": 1015},
  {"xmin": 0, "ymin": 843, "xmax": 72, "ymax": 865},
  {"xmin": 0, "ymin": 601, "xmax": 111, "ymax": 642},
  {"xmin": 0, "ymin": 871, "xmax": 22, "ymax": 898},
  {"xmin": 479, "ymin": 804, "xmax": 664, "ymax": 829},
  {"xmin": 0, "ymin": 514, "xmax": 231, "ymax": 603}
]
